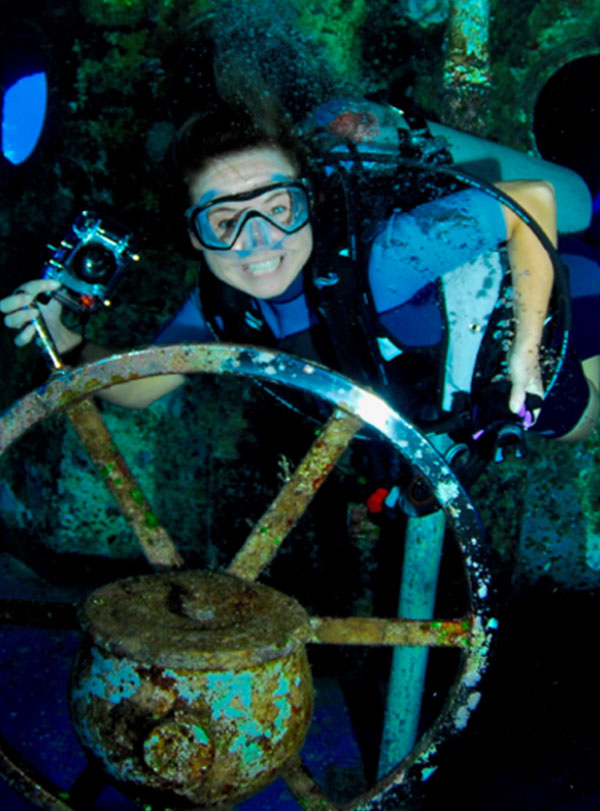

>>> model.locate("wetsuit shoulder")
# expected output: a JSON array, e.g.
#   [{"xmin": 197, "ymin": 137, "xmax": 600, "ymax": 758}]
[{"xmin": 154, "ymin": 286, "xmax": 213, "ymax": 344}]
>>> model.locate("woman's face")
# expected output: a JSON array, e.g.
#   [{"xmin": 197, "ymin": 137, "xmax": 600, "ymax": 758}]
[{"xmin": 187, "ymin": 146, "xmax": 313, "ymax": 299}]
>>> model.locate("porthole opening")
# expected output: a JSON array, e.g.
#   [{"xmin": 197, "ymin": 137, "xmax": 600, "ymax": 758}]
[
  {"xmin": 534, "ymin": 54, "xmax": 600, "ymax": 198},
  {"xmin": 534, "ymin": 54, "xmax": 600, "ymax": 239},
  {"xmin": 2, "ymin": 72, "xmax": 48, "ymax": 165},
  {"xmin": 1, "ymin": 25, "xmax": 49, "ymax": 166}
]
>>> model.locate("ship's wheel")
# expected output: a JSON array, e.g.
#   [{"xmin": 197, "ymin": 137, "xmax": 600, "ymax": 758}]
[{"xmin": 0, "ymin": 344, "xmax": 496, "ymax": 810}]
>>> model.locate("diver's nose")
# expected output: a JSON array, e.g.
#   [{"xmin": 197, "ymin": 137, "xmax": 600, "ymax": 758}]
[{"xmin": 234, "ymin": 215, "xmax": 279, "ymax": 252}]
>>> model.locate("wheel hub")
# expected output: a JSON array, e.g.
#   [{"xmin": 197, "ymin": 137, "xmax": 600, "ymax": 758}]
[{"xmin": 69, "ymin": 571, "xmax": 313, "ymax": 808}]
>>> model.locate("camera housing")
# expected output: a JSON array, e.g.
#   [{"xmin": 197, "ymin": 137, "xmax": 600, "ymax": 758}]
[{"xmin": 42, "ymin": 211, "xmax": 139, "ymax": 313}]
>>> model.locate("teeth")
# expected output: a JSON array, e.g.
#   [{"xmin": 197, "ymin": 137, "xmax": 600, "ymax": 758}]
[{"xmin": 244, "ymin": 257, "xmax": 281, "ymax": 275}]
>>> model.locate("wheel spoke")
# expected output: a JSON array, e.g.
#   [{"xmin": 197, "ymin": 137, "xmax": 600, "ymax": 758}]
[
  {"xmin": 281, "ymin": 755, "xmax": 340, "ymax": 810},
  {"xmin": 65, "ymin": 398, "xmax": 183, "ymax": 570},
  {"xmin": 309, "ymin": 615, "xmax": 473, "ymax": 648},
  {"xmin": 0, "ymin": 346, "xmax": 495, "ymax": 811},
  {"xmin": 228, "ymin": 410, "xmax": 362, "ymax": 581},
  {"xmin": 0, "ymin": 730, "xmax": 81, "ymax": 811}
]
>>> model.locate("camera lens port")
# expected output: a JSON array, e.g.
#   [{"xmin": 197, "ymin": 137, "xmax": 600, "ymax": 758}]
[{"xmin": 73, "ymin": 245, "xmax": 117, "ymax": 283}]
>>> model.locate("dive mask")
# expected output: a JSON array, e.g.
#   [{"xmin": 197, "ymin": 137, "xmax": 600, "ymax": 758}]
[{"xmin": 185, "ymin": 180, "xmax": 312, "ymax": 250}]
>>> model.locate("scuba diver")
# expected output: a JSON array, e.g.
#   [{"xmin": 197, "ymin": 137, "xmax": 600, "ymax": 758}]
[{"xmin": 2, "ymin": 95, "xmax": 600, "ymax": 484}]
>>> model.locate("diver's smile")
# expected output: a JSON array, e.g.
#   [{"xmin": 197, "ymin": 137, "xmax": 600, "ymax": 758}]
[{"xmin": 240, "ymin": 255, "xmax": 284, "ymax": 276}]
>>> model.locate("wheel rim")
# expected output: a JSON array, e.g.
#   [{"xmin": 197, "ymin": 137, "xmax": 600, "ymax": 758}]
[{"xmin": 0, "ymin": 344, "xmax": 498, "ymax": 810}]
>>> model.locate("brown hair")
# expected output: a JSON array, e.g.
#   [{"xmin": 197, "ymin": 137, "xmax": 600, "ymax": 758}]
[
  {"xmin": 172, "ymin": 97, "xmax": 305, "ymax": 188},
  {"xmin": 163, "ymin": 96, "xmax": 312, "ymax": 252}
]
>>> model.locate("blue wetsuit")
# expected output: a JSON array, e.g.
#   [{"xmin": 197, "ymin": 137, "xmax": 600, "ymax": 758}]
[
  {"xmin": 156, "ymin": 189, "xmax": 600, "ymax": 438},
  {"xmin": 157, "ymin": 189, "xmax": 503, "ymax": 344}
]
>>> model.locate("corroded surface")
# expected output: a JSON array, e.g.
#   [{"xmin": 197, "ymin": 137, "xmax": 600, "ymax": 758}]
[
  {"xmin": 441, "ymin": 0, "xmax": 492, "ymax": 134},
  {"xmin": 228, "ymin": 410, "xmax": 362, "ymax": 581},
  {"xmin": 310, "ymin": 616, "xmax": 472, "ymax": 648},
  {"xmin": 0, "ymin": 345, "xmax": 243, "ymax": 450},
  {"xmin": 0, "ymin": 345, "xmax": 487, "ymax": 546},
  {"xmin": 0, "ymin": 346, "xmax": 495, "ymax": 810},
  {"xmin": 79, "ymin": 570, "xmax": 312, "ymax": 669},
  {"xmin": 282, "ymin": 755, "xmax": 340, "ymax": 811},
  {"xmin": 0, "ymin": 737, "xmax": 75, "ymax": 811},
  {"xmin": 0, "ymin": 346, "xmax": 488, "ymax": 576},
  {"xmin": 71, "ymin": 571, "xmax": 314, "ymax": 808},
  {"xmin": 65, "ymin": 398, "xmax": 183, "ymax": 569}
]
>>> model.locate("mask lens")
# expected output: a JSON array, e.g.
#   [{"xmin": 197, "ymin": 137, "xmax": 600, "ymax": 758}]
[
  {"xmin": 206, "ymin": 208, "xmax": 243, "ymax": 245},
  {"xmin": 264, "ymin": 187, "xmax": 294, "ymax": 227},
  {"xmin": 189, "ymin": 182, "xmax": 310, "ymax": 249}
]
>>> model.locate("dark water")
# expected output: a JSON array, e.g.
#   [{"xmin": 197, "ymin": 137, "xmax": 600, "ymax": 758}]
[{"xmin": 2, "ymin": 3, "xmax": 600, "ymax": 810}]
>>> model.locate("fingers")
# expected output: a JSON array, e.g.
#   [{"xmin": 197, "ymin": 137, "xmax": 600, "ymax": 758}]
[
  {"xmin": 0, "ymin": 279, "xmax": 61, "ymax": 314},
  {"xmin": 1, "ymin": 280, "xmax": 62, "ymax": 347},
  {"xmin": 508, "ymin": 379, "xmax": 543, "ymax": 411},
  {"xmin": 3, "ymin": 307, "xmax": 40, "ymax": 330},
  {"xmin": 508, "ymin": 347, "xmax": 544, "ymax": 421},
  {"xmin": 3, "ymin": 305, "xmax": 42, "ymax": 347},
  {"xmin": 14, "ymin": 323, "xmax": 37, "ymax": 347},
  {"xmin": 509, "ymin": 383, "xmax": 544, "ymax": 428},
  {"xmin": 508, "ymin": 385, "xmax": 526, "ymax": 416}
]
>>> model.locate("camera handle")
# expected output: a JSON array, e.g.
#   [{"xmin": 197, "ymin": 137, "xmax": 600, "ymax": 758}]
[{"xmin": 31, "ymin": 308, "xmax": 65, "ymax": 371}]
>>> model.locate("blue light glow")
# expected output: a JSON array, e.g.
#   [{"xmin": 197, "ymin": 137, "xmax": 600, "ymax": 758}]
[{"xmin": 2, "ymin": 71, "xmax": 48, "ymax": 165}]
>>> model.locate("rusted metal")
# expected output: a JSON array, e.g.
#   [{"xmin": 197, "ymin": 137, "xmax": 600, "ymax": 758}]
[
  {"xmin": 282, "ymin": 756, "xmax": 340, "ymax": 811},
  {"xmin": 0, "ymin": 345, "xmax": 496, "ymax": 810},
  {"xmin": 0, "ymin": 345, "xmax": 241, "ymax": 451},
  {"xmin": 0, "ymin": 733, "xmax": 78, "ymax": 811},
  {"xmin": 0, "ymin": 331, "xmax": 182, "ymax": 570},
  {"xmin": 441, "ymin": 0, "xmax": 492, "ymax": 135},
  {"xmin": 309, "ymin": 616, "xmax": 473, "ymax": 648},
  {"xmin": 0, "ymin": 345, "xmax": 489, "ymax": 558},
  {"xmin": 339, "ymin": 616, "xmax": 493, "ymax": 811},
  {"xmin": 70, "ymin": 571, "xmax": 314, "ymax": 808},
  {"xmin": 228, "ymin": 410, "xmax": 362, "ymax": 582},
  {"xmin": 64, "ymin": 398, "xmax": 183, "ymax": 570}
]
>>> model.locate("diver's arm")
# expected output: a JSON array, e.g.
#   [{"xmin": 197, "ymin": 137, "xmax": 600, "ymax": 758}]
[
  {"xmin": 78, "ymin": 340, "xmax": 185, "ymax": 408},
  {"xmin": 495, "ymin": 179, "xmax": 557, "ymax": 415},
  {"xmin": 1, "ymin": 279, "xmax": 184, "ymax": 409}
]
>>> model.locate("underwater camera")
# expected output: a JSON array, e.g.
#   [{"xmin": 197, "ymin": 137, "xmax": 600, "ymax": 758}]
[{"xmin": 42, "ymin": 211, "xmax": 139, "ymax": 313}]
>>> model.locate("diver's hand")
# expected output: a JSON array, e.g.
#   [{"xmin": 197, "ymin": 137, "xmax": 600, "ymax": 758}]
[
  {"xmin": 508, "ymin": 343, "xmax": 544, "ymax": 424},
  {"xmin": 0, "ymin": 279, "xmax": 81, "ymax": 353}
]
